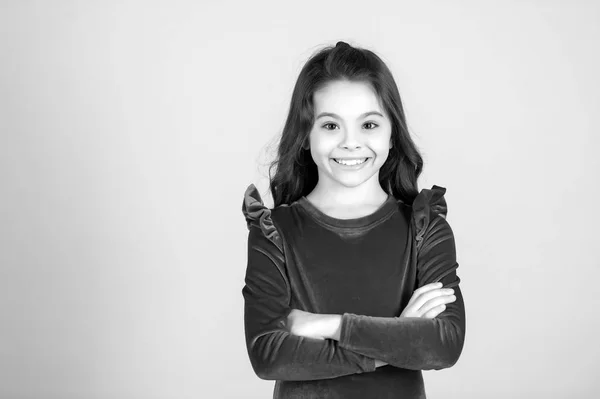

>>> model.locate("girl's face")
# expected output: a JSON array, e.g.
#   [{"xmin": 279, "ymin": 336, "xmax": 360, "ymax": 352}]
[{"xmin": 307, "ymin": 80, "xmax": 393, "ymax": 191}]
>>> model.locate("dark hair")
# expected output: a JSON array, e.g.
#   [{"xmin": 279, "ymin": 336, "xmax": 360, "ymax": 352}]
[{"xmin": 268, "ymin": 41, "xmax": 423, "ymax": 207}]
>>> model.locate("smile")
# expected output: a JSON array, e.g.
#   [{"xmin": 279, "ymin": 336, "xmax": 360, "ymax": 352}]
[{"xmin": 332, "ymin": 158, "xmax": 369, "ymax": 166}]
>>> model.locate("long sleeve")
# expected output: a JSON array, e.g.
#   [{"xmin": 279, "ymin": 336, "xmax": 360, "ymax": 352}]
[
  {"xmin": 241, "ymin": 184, "xmax": 377, "ymax": 381},
  {"xmin": 337, "ymin": 185, "xmax": 466, "ymax": 371}
]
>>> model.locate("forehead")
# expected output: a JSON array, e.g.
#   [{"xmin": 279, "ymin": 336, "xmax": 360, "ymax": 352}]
[{"xmin": 313, "ymin": 80, "xmax": 382, "ymax": 114}]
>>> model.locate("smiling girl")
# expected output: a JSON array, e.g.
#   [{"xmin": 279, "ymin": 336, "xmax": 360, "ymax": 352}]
[{"xmin": 241, "ymin": 41, "xmax": 465, "ymax": 399}]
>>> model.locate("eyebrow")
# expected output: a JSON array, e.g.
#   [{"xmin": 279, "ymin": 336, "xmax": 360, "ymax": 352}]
[{"xmin": 316, "ymin": 111, "xmax": 384, "ymax": 120}]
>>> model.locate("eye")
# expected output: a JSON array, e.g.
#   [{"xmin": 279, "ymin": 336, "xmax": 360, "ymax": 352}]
[
  {"xmin": 322, "ymin": 122, "xmax": 338, "ymax": 130},
  {"xmin": 363, "ymin": 122, "xmax": 379, "ymax": 130}
]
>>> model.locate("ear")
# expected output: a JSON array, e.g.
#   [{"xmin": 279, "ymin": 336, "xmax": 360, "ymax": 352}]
[{"xmin": 302, "ymin": 138, "xmax": 310, "ymax": 150}]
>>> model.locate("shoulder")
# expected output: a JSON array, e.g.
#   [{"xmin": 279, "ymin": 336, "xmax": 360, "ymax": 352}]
[
  {"xmin": 242, "ymin": 184, "xmax": 284, "ymax": 253},
  {"xmin": 410, "ymin": 185, "xmax": 450, "ymax": 244}
]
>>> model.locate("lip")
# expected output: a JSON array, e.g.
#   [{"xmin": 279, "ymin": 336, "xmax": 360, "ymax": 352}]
[{"xmin": 331, "ymin": 157, "xmax": 371, "ymax": 170}]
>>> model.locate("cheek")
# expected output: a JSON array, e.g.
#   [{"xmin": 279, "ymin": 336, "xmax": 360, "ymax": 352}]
[
  {"xmin": 307, "ymin": 146, "xmax": 329, "ymax": 167},
  {"xmin": 310, "ymin": 140, "xmax": 335, "ymax": 158},
  {"xmin": 372, "ymin": 145, "xmax": 391, "ymax": 164},
  {"xmin": 372, "ymin": 140, "xmax": 391, "ymax": 155}
]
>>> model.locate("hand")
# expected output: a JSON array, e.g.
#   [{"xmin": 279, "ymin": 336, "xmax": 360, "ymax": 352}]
[
  {"xmin": 400, "ymin": 282, "xmax": 456, "ymax": 319},
  {"xmin": 285, "ymin": 309, "xmax": 327, "ymax": 340}
]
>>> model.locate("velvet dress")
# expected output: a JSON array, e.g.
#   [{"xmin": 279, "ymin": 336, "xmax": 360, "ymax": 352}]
[{"xmin": 241, "ymin": 183, "xmax": 466, "ymax": 399}]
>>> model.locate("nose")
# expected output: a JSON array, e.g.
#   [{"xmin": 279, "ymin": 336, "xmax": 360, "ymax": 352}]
[{"xmin": 339, "ymin": 127, "xmax": 362, "ymax": 150}]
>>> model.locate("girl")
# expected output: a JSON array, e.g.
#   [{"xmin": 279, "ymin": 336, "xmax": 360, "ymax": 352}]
[{"xmin": 241, "ymin": 41, "xmax": 465, "ymax": 399}]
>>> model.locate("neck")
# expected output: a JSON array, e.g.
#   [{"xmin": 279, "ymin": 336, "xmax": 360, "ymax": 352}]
[{"xmin": 307, "ymin": 181, "xmax": 388, "ymax": 209}]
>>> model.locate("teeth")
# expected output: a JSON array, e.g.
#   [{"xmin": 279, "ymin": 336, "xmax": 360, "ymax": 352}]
[{"xmin": 334, "ymin": 158, "xmax": 368, "ymax": 166}]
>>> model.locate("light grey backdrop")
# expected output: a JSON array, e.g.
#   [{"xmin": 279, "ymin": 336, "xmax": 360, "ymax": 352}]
[{"xmin": 1, "ymin": 1, "xmax": 599, "ymax": 398}]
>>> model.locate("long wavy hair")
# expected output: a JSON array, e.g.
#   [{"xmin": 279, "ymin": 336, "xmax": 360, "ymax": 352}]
[{"xmin": 268, "ymin": 41, "xmax": 424, "ymax": 207}]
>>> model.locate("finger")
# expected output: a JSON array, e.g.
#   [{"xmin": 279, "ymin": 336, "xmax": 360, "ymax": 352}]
[
  {"xmin": 418, "ymin": 294, "xmax": 456, "ymax": 315},
  {"xmin": 422, "ymin": 304, "xmax": 446, "ymax": 319},
  {"xmin": 407, "ymin": 282, "xmax": 443, "ymax": 306},
  {"xmin": 411, "ymin": 288, "xmax": 454, "ymax": 313}
]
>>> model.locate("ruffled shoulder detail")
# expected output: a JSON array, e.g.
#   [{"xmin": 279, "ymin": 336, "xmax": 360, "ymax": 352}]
[
  {"xmin": 412, "ymin": 185, "xmax": 448, "ymax": 245},
  {"xmin": 242, "ymin": 184, "xmax": 283, "ymax": 253}
]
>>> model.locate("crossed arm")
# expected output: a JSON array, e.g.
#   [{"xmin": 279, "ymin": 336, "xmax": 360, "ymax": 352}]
[
  {"xmin": 284, "ymin": 281, "xmax": 457, "ymax": 369},
  {"xmin": 242, "ymin": 216, "xmax": 465, "ymax": 381},
  {"xmin": 283, "ymin": 311, "xmax": 381, "ymax": 363}
]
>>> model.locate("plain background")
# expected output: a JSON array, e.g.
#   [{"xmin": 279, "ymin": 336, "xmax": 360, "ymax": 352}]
[{"xmin": 1, "ymin": 1, "xmax": 599, "ymax": 398}]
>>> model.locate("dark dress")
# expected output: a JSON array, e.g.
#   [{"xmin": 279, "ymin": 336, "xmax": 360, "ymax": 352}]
[{"xmin": 241, "ymin": 184, "xmax": 466, "ymax": 399}]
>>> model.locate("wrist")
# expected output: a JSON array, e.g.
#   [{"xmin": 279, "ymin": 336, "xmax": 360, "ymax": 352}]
[{"xmin": 318, "ymin": 314, "xmax": 342, "ymax": 340}]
